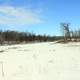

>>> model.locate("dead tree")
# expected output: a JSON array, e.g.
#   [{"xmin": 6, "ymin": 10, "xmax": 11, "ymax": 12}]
[{"xmin": 60, "ymin": 23, "xmax": 71, "ymax": 41}]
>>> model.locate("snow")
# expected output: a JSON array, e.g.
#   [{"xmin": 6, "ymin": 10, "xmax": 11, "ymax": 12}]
[{"xmin": 0, "ymin": 42, "xmax": 80, "ymax": 80}]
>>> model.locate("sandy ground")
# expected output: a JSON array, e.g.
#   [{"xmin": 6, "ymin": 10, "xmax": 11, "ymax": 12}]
[{"xmin": 0, "ymin": 42, "xmax": 80, "ymax": 80}]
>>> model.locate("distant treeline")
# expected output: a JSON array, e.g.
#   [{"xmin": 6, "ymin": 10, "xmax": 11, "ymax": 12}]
[{"xmin": 0, "ymin": 30, "xmax": 58, "ymax": 45}]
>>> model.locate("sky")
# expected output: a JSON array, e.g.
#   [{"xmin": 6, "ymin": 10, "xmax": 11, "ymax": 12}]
[{"xmin": 0, "ymin": 0, "xmax": 80, "ymax": 36}]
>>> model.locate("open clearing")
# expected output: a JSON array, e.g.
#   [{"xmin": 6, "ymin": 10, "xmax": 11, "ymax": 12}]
[{"xmin": 0, "ymin": 42, "xmax": 80, "ymax": 80}]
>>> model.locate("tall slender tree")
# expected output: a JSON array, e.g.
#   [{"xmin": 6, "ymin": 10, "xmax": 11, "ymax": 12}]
[{"xmin": 60, "ymin": 23, "xmax": 70, "ymax": 41}]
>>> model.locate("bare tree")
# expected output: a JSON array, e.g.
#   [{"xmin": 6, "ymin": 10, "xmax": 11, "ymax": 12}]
[{"xmin": 60, "ymin": 23, "xmax": 71, "ymax": 41}]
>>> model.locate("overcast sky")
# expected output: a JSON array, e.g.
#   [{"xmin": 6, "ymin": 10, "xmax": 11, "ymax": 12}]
[{"xmin": 0, "ymin": 0, "xmax": 80, "ymax": 36}]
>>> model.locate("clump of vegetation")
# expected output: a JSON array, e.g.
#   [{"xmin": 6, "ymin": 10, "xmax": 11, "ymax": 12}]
[
  {"xmin": 0, "ymin": 50, "xmax": 5, "ymax": 53},
  {"xmin": 60, "ymin": 23, "xmax": 80, "ymax": 43}
]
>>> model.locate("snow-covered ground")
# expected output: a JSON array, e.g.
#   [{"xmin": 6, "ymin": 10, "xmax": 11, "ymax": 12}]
[{"xmin": 0, "ymin": 42, "xmax": 80, "ymax": 80}]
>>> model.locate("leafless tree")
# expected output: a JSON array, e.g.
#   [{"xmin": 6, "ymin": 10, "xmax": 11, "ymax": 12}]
[{"xmin": 60, "ymin": 23, "xmax": 71, "ymax": 41}]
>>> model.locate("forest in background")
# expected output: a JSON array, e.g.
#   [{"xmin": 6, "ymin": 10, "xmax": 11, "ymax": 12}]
[
  {"xmin": 1, "ymin": 23, "xmax": 80, "ymax": 45},
  {"xmin": 0, "ymin": 30, "xmax": 59, "ymax": 45}
]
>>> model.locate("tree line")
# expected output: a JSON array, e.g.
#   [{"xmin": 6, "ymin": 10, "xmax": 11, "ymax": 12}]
[{"xmin": 0, "ymin": 30, "xmax": 56, "ymax": 45}]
